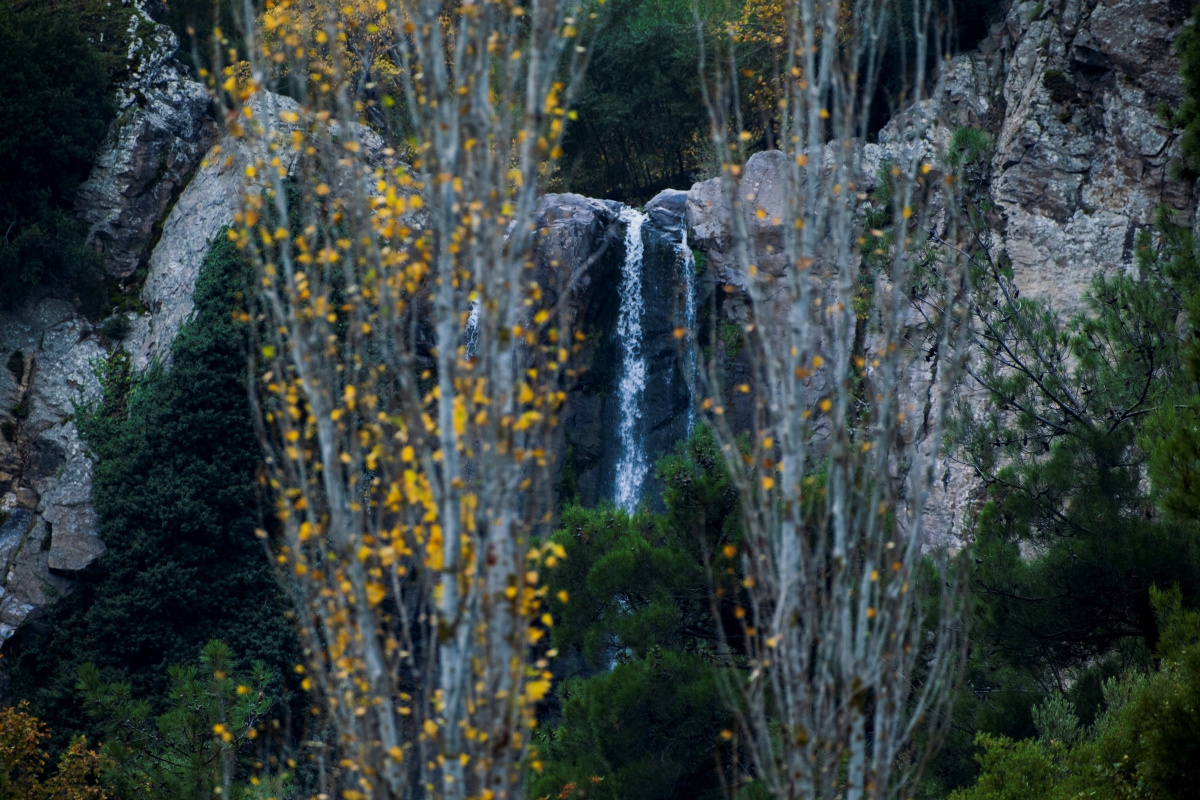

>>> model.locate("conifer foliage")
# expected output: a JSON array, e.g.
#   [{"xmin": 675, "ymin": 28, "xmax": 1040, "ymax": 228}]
[
  {"xmin": 0, "ymin": 1, "xmax": 111, "ymax": 306},
  {"xmin": 533, "ymin": 428, "xmax": 742, "ymax": 800}
]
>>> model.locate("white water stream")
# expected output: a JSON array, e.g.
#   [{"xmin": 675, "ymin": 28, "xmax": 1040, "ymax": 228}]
[
  {"xmin": 613, "ymin": 208, "xmax": 649, "ymax": 514},
  {"xmin": 679, "ymin": 229, "xmax": 698, "ymax": 435}
]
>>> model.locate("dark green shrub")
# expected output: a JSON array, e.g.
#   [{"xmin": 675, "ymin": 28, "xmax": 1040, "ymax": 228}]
[
  {"xmin": 533, "ymin": 427, "xmax": 743, "ymax": 800},
  {"xmin": 79, "ymin": 640, "xmax": 289, "ymax": 800},
  {"xmin": 1041, "ymin": 70, "xmax": 1076, "ymax": 104},
  {"xmin": 947, "ymin": 127, "xmax": 993, "ymax": 169},
  {"xmin": 0, "ymin": 2, "xmax": 113, "ymax": 308},
  {"xmin": 5, "ymin": 351, "xmax": 24, "ymax": 381},
  {"xmin": 99, "ymin": 315, "xmax": 131, "ymax": 342}
]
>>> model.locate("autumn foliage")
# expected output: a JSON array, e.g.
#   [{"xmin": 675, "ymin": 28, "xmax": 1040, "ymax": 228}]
[
  {"xmin": 210, "ymin": 0, "xmax": 594, "ymax": 797},
  {"xmin": 0, "ymin": 703, "xmax": 108, "ymax": 800}
]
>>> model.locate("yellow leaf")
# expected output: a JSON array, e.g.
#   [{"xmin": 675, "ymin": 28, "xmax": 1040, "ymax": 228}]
[{"xmin": 526, "ymin": 679, "xmax": 551, "ymax": 703}]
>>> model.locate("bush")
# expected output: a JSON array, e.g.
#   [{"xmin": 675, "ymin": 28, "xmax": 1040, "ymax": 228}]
[
  {"xmin": 78, "ymin": 640, "xmax": 288, "ymax": 800},
  {"xmin": 0, "ymin": 703, "xmax": 109, "ymax": 800},
  {"xmin": 949, "ymin": 589, "xmax": 1200, "ymax": 800},
  {"xmin": 533, "ymin": 427, "xmax": 743, "ymax": 800}
]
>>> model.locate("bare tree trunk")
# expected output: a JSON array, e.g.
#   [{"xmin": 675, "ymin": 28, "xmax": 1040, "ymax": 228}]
[
  {"xmin": 223, "ymin": 1, "xmax": 593, "ymax": 797},
  {"xmin": 696, "ymin": 1, "xmax": 972, "ymax": 797}
]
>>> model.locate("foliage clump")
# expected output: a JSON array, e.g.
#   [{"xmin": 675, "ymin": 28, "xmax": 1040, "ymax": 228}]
[
  {"xmin": 78, "ymin": 640, "xmax": 288, "ymax": 800},
  {"xmin": 926, "ymin": 205, "xmax": 1200, "ymax": 794},
  {"xmin": 949, "ymin": 588, "xmax": 1200, "ymax": 800},
  {"xmin": 0, "ymin": 2, "xmax": 112, "ymax": 309},
  {"xmin": 0, "ymin": 702, "xmax": 108, "ymax": 800},
  {"xmin": 533, "ymin": 427, "xmax": 742, "ymax": 800}
]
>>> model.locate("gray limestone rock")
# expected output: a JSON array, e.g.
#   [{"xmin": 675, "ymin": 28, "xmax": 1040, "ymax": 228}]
[
  {"xmin": 75, "ymin": 2, "xmax": 216, "ymax": 279},
  {"xmin": 0, "ymin": 298, "xmax": 103, "ymax": 643},
  {"xmin": 985, "ymin": 0, "xmax": 1193, "ymax": 314}
]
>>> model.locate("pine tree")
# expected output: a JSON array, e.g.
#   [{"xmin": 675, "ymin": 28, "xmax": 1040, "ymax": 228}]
[
  {"xmin": 931, "ymin": 209, "xmax": 1200, "ymax": 792},
  {"xmin": 532, "ymin": 427, "xmax": 744, "ymax": 800}
]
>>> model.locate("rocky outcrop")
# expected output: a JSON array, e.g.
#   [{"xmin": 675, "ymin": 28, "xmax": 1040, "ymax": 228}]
[
  {"xmin": 677, "ymin": 0, "xmax": 1200, "ymax": 545},
  {"xmin": 535, "ymin": 194, "xmax": 626, "ymax": 505},
  {"xmin": 0, "ymin": 300, "xmax": 104, "ymax": 641},
  {"xmin": 75, "ymin": 3, "xmax": 216, "ymax": 280},
  {"xmin": 544, "ymin": 190, "xmax": 702, "ymax": 508},
  {"xmin": 128, "ymin": 92, "xmax": 308, "ymax": 370},
  {"xmin": 632, "ymin": 190, "xmax": 699, "ymax": 504},
  {"xmin": 904, "ymin": 0, "xmax": 1197, "ymax": 314}
]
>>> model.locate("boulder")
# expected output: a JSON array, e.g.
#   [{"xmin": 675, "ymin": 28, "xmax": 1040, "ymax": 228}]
[{"xmin": 75, "ymin": 2, "xmax": 216, "ymax": 279}]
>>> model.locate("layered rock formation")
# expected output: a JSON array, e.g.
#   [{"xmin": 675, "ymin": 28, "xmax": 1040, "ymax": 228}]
[
  {"xmin": 888, "ymin": 0, "xmax": 1195, "ymax": 313},
  {"xmin": 74, "ymin": 2, "xmax": 215, "ymax": 280},
  {"xmin": 1, "ymin": 3, "xmax": 213, "ymax": 642},
  {"xmin": 0, "ymin": 77, "xmax": 394, "ymax": 642}
]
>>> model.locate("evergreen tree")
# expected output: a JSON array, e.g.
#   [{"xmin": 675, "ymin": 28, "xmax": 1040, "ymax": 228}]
[
  {"xmin": 948, "ymin": 588, "xmax": 1200, "ymax": 800},
  {"xmin": 928, "ymin": 211, "xmax": 1200, "ymax": 793},
  {"xmin": 532, "ymin": 427, "xmax": 744, "ymax": 800},
  {"xmin": 78, "ymin": 640, "xmax": 287, "ymax": 800},
  {"xmin": 0, "ymin": 1, "xmax": 112, "ymax": 307},
  {"xmin": 554, "ymin": 0, "xmax": 714, "ymax": 202},
  {"xmin": 5, "ymin": 236, "xmax": 298, "ymax": 747}
]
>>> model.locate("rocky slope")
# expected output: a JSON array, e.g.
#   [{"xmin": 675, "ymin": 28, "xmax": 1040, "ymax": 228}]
[
  {"xmin": 3, "ymin": 0, "xmax": 1197, "ymax": 642},
  {"xmin": 1, "ymin": 4, "xmax": 214, "ymax": 642}
]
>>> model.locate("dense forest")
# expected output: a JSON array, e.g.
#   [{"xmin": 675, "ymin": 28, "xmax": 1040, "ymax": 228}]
[{"xmin": 3, "ymin": 0, "xmax": 1200, "ymax": 799}]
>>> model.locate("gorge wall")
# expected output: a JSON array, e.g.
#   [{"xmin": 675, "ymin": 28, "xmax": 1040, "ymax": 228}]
[{"xmin": 2, "ymin": 0, "xmax": 1197, "ymax": 643}]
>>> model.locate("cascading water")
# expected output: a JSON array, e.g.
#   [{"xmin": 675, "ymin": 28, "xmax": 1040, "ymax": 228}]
[
  {"xmin": 678, "ymin": 230, "xmax": 698, "ymax": 434},
  {"xmin": 613, "ymin": 207, "xmax": 649, "ymax": 514},
  {"xmin": 464, "ymin": 298, "xmax": 481, "ymax": 358}
]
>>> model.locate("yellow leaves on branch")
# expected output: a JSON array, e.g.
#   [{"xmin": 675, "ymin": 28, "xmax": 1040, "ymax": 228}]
[{"xmin": 0, "ymin": 703, "xmax": 110, "ymax": 800}]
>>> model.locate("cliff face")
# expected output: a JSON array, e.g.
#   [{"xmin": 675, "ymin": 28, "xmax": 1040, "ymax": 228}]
[
  {"xmin": 2, "ymin": 0, "xmax": 1196, "ymax": 642},
  {"xmin": 903, "ymin": 0, "xmax": 1194, "ymax": 312},
  {"xmin": 673, "ymin": 0, "xmax": 1200, "ymax": 542}
]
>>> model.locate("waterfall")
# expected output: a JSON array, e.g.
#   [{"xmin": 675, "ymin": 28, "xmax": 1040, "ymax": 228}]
[
  {"xmin": 464, "ymin": 298, "xmax": 481, "ymax": 358},
  {"xmin": 679, "ymin": 230, "xmax": 698, "ymax": 434},
  {"xmin": 614, "ymin": 207, "xmax": 649, "ymax": 515}
]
